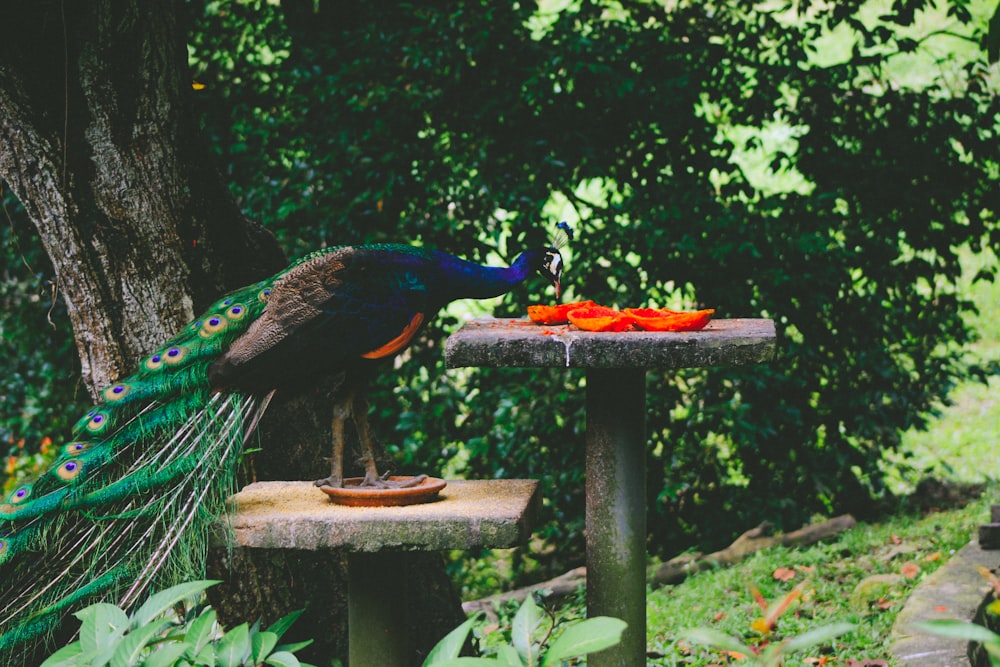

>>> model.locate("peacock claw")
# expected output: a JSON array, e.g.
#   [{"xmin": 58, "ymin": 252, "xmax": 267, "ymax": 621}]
[
  {"xmin": 358, "ymin": 472, "xmax": 428, "ymax": 489},
  {"xmin": 314, "ymin": 476, "xmax": 343, "ymax": 489}
]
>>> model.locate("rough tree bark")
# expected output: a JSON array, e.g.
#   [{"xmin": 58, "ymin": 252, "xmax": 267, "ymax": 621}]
[{"xmin": 0, "ymin": 1, "xmax": 463, "ymax": 663}]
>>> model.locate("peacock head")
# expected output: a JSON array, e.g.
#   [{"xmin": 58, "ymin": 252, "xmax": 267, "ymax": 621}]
[
  {"xmin": 540, "ymin": 248, "xmax": 564, "ymax": 300},
  {"xmin": 539, "ymin": 221, "xmax": 573, "ymax": 300}
]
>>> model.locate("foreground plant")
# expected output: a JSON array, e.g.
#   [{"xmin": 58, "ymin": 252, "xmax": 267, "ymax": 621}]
[
  {"xmin": 41, "ymin": 580, "xmax": 314, "ymax": 667},
  {"xmin": 423, "ymin": 595, "xmax": 626, "ymax": 666},
  {"xmin": 682, "ymin": 584, "xmax": 855, "ymax": 666}
]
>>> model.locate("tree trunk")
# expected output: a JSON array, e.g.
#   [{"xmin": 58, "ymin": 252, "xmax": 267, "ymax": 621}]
[
  {"xmin": 0, "ymin": 0, "xmax": 284, "ymax": 397},
  {"xmin": 0, "ymin": 1, "xmax": 463, "ymax": 663}
]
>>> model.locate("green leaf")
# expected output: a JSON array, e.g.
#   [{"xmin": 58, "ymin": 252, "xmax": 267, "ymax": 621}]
[
  {"xmin": 144, "ymin": 643, "xmax": 191, "ymax": 667},
  {"xmin": 274, "ymin": 640, "xmax": 313, "ymax": 654},
  {"xmin": 110, "ymin": 618, "xmax": 174, "ymax": 667},
  {"xmin": 423, "ymin": 615, "xmax": 480, "ymax": 665},
  {"xmin": 184, "ymin": 608, "xmax": 218, "ymax": 658},
  {"xmin": 215, "ymin": 622, "xmax": 251, "ymax": 667},
  {"xmin": 76, "ymin": 603, "xmax": 129, "ymax": 659},
  {"xmin": 40, "ymin": 641, "xmax": 84, "ymax": 667},
  {"xmin": 264, "ymin": 651, "xmax": 302, "ymax": 667},
  {"xmin": 266, "ymin": 608, "xmax": 304, "ymax": 640},
  {"xmin": 252, "ymin": 630, "xmax": 279, "ymax": 662},
  {"xmin": 496, "ymin": 644, "xmax": 526, "ymax": 666},
  {"xmin": 131, "ymin": 581, "xmax": 219, "ymax": 629},
  {"xmin": 541, "ymin": 617, "xmax": 627, "ymax": 665},
  {"xmin": 429, "ymin": 659, "xmax": 503, "ymax": 666},
  {"xmin": 782, "ymin": 622, "xmax": 856, "ymax": 653},
  {"xmin": 681, "ymin": 627, "xmax": 755, "ymax": 656},
  {"xmin": 913, "ymin": 620, "xmax": 1000, "ymax": 643},
  {"xmin": 511, "ymin": 597, "xmax": 544, "ymax": 665}
]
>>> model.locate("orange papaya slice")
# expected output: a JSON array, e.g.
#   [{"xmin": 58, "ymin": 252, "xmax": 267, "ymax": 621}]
[
  {"xmin": 624, "ymin": 307, "xmax": 715, "ymax": 332},
  {"xmin": 566, "ymin": 305, "xmax": 634, "ymax": 332},
  {"xmin": 527, "ymin": 300, "xmax": 597, "ymax": 325}
]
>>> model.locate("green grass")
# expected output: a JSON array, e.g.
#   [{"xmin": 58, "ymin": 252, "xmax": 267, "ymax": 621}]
[
  {"xmin": 645, "ymin": 494, "xmax": 993, "ymax": 665},
  {"xmin": 646, "ymin": 248, "xmax": 1000, "ymax": 665}
]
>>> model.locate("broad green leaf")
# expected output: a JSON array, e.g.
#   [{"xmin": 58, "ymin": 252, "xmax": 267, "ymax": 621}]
[
  {"xmin": 681, "ymin": 627, "xmax": 754, "ymax": 656},
  {"xmin": 265, "ymin": 650, "xmax": 302, "ymax": 667},
  {"xmin": 274, "ymin": 640, "xmax": 313, "ymax": 654},
  {"xmin": 40, "ymin": 641, "xmax": 84, "ymax": 667},
  {"xmin": 110, "ymin": 618, "xmax": 173, "ymax": 667},
  {"xmin": 496, "ymin": 644, "xmax": 526, "ymax": 666},
  {"xmin": 252, "ymin": 630, "xmax": 278, "ymax": 662},
  {"xmin": 131, "ymin": 581, "xmax": 219, "ymax": 629},
  {"xmin": 76, "ymin": 603, "xmax": 129, "ymax": 658},
  {"xmin": 782, "ymin": 622, "xmax": 856, "ymax": 653},
  {"xmin": 913, "ymin": 620, "xmax": 1000, "ymax": 643},
  {"xmin": 541, "ymin": 617, "xmax": 627, "ymax": 666},
  {"xmin": 215, "ymin": 622, "xmax": 251, "ymax": 667},
  {"xmin": 184, "ymin": 608, "xmax": 218, "ymax": 658},
  {"xmin": 511, "ymin": 597, "xmax": 544, "ymax": 665},
  {"xmin": 430, "ymin": 659, "xmax": 503, "ymax": 666},
  {"xmin": 266, "ymin": 609, "xmax": 305, "ymax": 640},
  {"xmin": 423, "ymin": 615, "xmax": 479, "ymax": 665},
  {"xmin": 144, "ymin": 643, "xmax": 190, "ymax": 667}
]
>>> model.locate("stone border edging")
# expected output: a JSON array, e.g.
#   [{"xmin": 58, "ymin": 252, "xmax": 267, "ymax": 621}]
[{"xmin": 891, "ymin": 540, "xmax": 999, "ymax": 666}]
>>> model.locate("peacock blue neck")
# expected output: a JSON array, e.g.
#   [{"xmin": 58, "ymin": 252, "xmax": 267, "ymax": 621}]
[{"xmin": 434, "ymin": 248, "xmax": 542, "ymax": 302}]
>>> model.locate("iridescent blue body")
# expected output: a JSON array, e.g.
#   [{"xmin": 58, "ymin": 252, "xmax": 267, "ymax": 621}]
[{"xmin": 0, "ymin": 241, "xmax": 562, "ymax": 660}]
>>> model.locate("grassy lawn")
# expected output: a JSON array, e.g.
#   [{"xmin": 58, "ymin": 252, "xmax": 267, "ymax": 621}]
[{"xmin": 644, "ymin": 248, "xmax": 1000, "ymax": 665}]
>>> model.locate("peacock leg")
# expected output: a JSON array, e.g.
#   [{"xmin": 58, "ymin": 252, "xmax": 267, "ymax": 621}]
[
  {"xmin": 353, "ymin": 390, "xmax": 426, "ymax": 489},
  {"xmin": 314, "ymin": 390, "xmax": 351, "ymax": 488}
]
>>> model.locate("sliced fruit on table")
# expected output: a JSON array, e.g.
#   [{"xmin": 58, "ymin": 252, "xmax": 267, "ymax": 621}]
[
  {"xmin": 624, "ymin": 307, "xmax": 715, "ymax": 331},
  {"xmin": 527, "ymin": 300, "xmax": 597, "ymax": 325},
  {"xmin": 566, "ymin": 305, "xmax": 635, "ymax": 332}
]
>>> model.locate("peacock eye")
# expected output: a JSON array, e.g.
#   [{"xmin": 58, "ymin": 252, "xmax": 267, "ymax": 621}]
[
  {"xmin": 9, "ymin": 485, "xmax": 32, "ymax": 504},
  {"xmin": 63, "ymin": 442, "xmax": 89, "ymax": 456},
  {"xmin": 164, "ymin": 346, "xmax": 187, "ymax": 365},
  {"xmin": 86, "ymin": 412, "xmax": 108, "ymax": 432},
  {"xmin": 103, "ymin": 384, "xmax": 130, "ymax": 402},
  {"xmin": 258, "ymin": 288, "xmax": 272, "ymax": 302},
  {"xmin": 199, "ymin": 315, "xmax": 228, "ymax": 338},
  {"xmin": 145, "ymin": 353, "xmax": 164, "ymax": 371},
  {"xmin": 226, "ymin": 304, "xmax": 247, "ymax": 320},
  {"xmin": 57, "ymin": 460, "xmax": 83, "ymax": 482}
]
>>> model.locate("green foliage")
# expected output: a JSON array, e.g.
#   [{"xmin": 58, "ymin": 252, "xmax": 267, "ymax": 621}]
[
  {"xmin": 0, "ymin": 192, "xmax": 81, "ymax": 491},
  {"xmin": 916, "ymin": 618, "xmax": 1000, "ymax": 666},
  {"xmin": 683, "ymin": 621, "xmax": 857, "ymax": 667},
  {"xmin": 185, "ymin": 0, "xmax": 1000, "ymax": 569},
  {"xmin": 39, "ymin": 581, "xmax": 314, "ymax": 667},
  {"xmin": 423, "ymin": 596, "xmax": 625, "ymax": 666},
  {"xmin": 5, "ymin": 0, "xmax": 999, "ymax": 582}
]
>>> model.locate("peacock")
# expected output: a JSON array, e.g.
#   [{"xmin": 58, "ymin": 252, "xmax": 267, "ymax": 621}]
[{"xmin": 0, "ymin": 230, "xmax": 568, "ymax": 660}]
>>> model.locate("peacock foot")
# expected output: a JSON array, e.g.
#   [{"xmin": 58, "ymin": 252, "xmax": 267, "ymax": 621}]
[
  {"xmin": 358, "ymin": 471, "xmax": 428, "ymax": 489},
  {"xmin": 314, "ymin": 475, "xmax": 343, "ymax": 489}
]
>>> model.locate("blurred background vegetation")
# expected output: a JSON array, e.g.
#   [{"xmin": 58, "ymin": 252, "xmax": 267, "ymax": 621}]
[{"xmin": 3, "ymin": 0, "xmax": 999, "ymax": 590}]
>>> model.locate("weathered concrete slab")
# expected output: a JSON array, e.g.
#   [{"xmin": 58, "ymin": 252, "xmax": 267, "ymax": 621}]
[
  {"xmin": 891, "ymin": 540, "xmax": 999, "ymax": 666},
  {"xmin": 225, "ymin": 479, "xmax": 539, "ymax": 552},
  {"xmin": 445, "ymin": 318, "xmax": 776, "ymax": 369}
]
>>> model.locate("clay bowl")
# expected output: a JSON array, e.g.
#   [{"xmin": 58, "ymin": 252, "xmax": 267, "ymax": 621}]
[{"xmin": 319, "ymin": 476, "xmax": 446, "ymax": 507}]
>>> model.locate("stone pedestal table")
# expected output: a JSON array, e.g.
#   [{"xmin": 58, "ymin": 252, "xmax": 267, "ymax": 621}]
[{"xmin": 445, "ymin": 318, "xmax": 777, "ymax": 667}]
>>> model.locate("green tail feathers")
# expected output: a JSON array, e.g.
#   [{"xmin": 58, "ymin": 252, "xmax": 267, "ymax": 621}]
[{"xmin": 0, "ymin": 279, "xmax": 276, "ymax": 660}]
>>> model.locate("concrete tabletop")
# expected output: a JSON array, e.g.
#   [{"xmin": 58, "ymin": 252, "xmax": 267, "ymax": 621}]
[
  {"xmin": 225, "ymin": 479, "xmax": 539, "ymax": 552},
  {"xmin": 445, "ymin": 318, "xmax": 777, "ymax": 369}
]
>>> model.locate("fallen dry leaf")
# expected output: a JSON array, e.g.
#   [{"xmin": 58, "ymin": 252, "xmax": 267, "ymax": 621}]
[
  {"xmin": 925, "ymin": 551, "xmax": 941, "ymax": 562},
  {"xmin": 773, "ymin": 567, "xmax": 797, "ymax": 582},
  {"xmin": 900, "ymin": 562, "xmax": 920, "ymax": 579}
]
